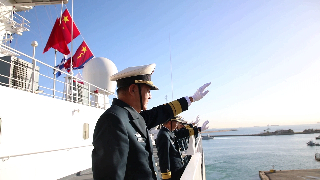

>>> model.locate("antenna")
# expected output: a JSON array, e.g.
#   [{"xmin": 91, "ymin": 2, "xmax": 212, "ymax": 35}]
[{"xmin": 169, "ymin": 34, "xmax": 173, "ymax": 101}]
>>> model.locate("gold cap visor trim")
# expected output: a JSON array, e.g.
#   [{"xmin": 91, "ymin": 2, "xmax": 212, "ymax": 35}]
[{"xmin": 134, "ymin": 80, "xmax": 159, "ymax": 90}]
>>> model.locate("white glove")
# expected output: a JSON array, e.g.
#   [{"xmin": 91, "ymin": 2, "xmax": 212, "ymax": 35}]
[
  {"xmin": 192, "ymin": 82, "xmax": 211, "ymax": 102},
  {"xmin": 201, "ymin": 120, "xmax": 209, "ymax": 131},
  {"xmin": 193, "ymin": 115, "xmax": 200, "ymax": 126}
]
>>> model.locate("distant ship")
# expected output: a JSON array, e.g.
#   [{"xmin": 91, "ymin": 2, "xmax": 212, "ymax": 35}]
[
  {"xmin": 271, "ymin": 125, "xmax": 279, "ymax": 126},
  {"xmin": 307, "ymin": 141, "xmax": 320, "ymax": 146},
  {"xmin": 202, "ymin": 135, "xmax": 214, "ymax": 140}
]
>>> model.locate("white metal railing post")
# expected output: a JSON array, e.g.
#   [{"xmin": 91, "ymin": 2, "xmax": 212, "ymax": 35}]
[
  {"xmin": 31, "ymin": 41, "xmax": 38, "ymax": 93},
  {"xmin": 65, "ymin": 76, "xmax": 69, "ymax": 101},
  {"xmin": 75, "ymin": 78, "xmax": 78, "ymax": 103},
  {"xmin": 11, "ymin": 7, "xmax": 13, "ymax": 22},
  {"xmin": 88, "ymin": 83, "xmax": 90, "ymax": 106}
]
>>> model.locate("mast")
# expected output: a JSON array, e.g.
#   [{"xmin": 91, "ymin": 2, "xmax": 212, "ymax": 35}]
[
  {"xmin": 169, "ymin": 34, "xmax": 173, "ymax": 101},
  {"xmin": 70, "ymin": 0, "xmax": 74, "ymax": 76},
  {"xmin": 70, "ymin": 0, "xmax": 74, "ymax": 101}
]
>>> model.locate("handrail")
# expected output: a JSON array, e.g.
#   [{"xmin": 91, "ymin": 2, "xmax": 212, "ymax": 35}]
[
  {"xmin": 195, "ymin": 136, "xmax": 200, "ymax": 151},
  {"xmin": 181, "ymin": 136, "xmax": 204, "ymax": 180},
  {"xmin": 0, "ymin": 145, "xmax": 93, "ymax": 161},
  {"xmin": 0, "ymin": 44, "xmax": 114, "ymax": 109},
  {"xmin": 0, "ymin": 44, "xmax": 114, "ymax": 95}
]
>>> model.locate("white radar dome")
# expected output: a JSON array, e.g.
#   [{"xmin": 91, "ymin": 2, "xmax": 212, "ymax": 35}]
[{"xmin": 83, "ymin": 57, "xmax": 118, "ymax": 94}]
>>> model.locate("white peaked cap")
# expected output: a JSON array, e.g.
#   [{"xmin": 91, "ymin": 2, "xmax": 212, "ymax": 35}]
[
  {"xmin": 110, "ymin": 63, "xmax": 156, "ymax": 81},
  {"xmin": 110, "ymin": 63, "xmax": 159, "ymax": 90}
]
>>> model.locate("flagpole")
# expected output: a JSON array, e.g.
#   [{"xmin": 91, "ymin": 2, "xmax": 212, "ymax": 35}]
[
  {"xmin": 70, "ymin": 0, "xmax": 74, "ymax": 102},
  {"xmin": 53, "ymin": 49, "xmax": 57, "ymax": 98},
  {"xmin": 60, "ymin": 1, "xmax": 63, "ymax": 18}
]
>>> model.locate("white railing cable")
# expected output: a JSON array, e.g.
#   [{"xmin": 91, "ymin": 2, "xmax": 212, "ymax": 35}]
[
  {"xmin": 0, "ymin": 81, "xmax": 8, "ymax": 87},
  {"xmin": 0, "ymin": 145, "xmax": 93, "ymax": 161}
]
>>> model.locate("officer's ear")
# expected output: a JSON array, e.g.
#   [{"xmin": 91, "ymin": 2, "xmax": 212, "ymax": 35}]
[{"xmin": 128, "ymin": 84, "xmax": 137, "ymax": 96}]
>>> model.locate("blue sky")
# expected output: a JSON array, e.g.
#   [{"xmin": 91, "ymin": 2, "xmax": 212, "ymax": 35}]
[{"xmin": 14, "ymin": 0, "xmax": 320, "ymax": 128}]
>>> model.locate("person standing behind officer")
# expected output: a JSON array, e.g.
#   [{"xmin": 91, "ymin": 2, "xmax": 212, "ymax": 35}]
[
  {"xmin": 156, "ymin": 117, "xmax": 186, "ymax": 180},
  {"xmin": 92, "ymin": 63, "xmax": 211, "ymax": 180}
]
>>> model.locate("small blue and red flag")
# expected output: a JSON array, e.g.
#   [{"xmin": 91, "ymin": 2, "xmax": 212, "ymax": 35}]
[{"xmin": 64, "ymin": 41, "xmax": 94, "ymax": 70}]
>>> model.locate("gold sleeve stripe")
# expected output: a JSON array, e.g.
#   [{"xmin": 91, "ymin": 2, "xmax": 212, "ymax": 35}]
[
  {"xmin": 161, "ymin": 172, "xmax": 172, "ymax": 179},
  {"xmin": 188, "ymin": 128, "xmax": 194, "ymax": 136},
  {"xmin": 169, "ymin": 100, "xmax": 182, "ymax": 116},
  {"xmin": 172, "ymin": 100, "xmax": 182, "ymax": 115},
  {"xmin": 168, "ymin": 103, "xmax": 176, "ymax": 116}
]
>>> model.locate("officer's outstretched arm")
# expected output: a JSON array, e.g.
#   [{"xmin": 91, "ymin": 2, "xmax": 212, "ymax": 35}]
[{"xmin": 142, "ymin": 82, "xmax": 211, "ymax": 129}]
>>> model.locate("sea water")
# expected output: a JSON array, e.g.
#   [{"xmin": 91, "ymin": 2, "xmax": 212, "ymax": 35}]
[{"xmin": 203, "ymin": 124, "xmax": 320, "ymax": 180}]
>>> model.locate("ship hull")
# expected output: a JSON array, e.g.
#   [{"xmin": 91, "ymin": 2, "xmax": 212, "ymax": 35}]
[{"xmin": 0, "ymin": 85, "xmax": 105, "ymax": 180}]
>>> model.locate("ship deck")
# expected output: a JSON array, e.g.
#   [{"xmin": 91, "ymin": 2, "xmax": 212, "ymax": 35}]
[{"xmin": 58, "ymin": 145, "xmax": 161, "ymax": 180}]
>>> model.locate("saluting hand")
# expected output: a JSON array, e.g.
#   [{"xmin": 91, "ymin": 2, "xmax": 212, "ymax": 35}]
[
  {"xmin": 192, "ymin": 82, "xmax": 211, "ymax": 102},
  {"xmin": 201, "ymin": 120, "xmax": 210, "ymax": 131},
  {"xmin": 192, "ymin": 115, "xmax": 200, "ymax": 126}
]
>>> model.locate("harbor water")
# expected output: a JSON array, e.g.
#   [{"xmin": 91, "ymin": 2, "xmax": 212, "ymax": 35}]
[{"xmin": 203, "ymin": 124, "xmax": 320, "ymax": 180}]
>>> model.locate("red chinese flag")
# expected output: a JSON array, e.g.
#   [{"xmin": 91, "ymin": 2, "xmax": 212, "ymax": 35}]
[
  {"xmin": 60, "ymin": 9, "xmax": 80, "ymax": 44},
  {"xmin": 63, "ymin": 41, "xmax": 94, "ymax": 70},
  {"xmin": 43, "ymin": 18, "xmax": 70, "ymax": 55}
]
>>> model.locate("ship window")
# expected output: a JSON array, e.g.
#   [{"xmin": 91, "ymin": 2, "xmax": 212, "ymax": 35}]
[{"xmin": 83, "ymin": 123, "xmax": 89, "ymax": 140}]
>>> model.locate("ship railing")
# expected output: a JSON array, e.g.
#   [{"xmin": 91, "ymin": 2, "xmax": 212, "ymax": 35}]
[
  {"xmin": 0, "ymin": 2, "xmax": 30, "ymax": 40},
  {"xmin": 181, "ymin": 136, "xmax": 206, "ymax": 180},
  {"xmin": 0, "ymin": 43, "xmax": 114, "ymax": 110}
]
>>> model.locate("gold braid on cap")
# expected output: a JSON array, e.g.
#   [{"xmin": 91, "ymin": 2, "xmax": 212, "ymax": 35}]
[
  {"xmin": 161, "ymin": 171, "xmax": 172, "ymax": 179},
  {"xmin": 134, "ymin": 80, "xmax": 154, "ymax": 85}
]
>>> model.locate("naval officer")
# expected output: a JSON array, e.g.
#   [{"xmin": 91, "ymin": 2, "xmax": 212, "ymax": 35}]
[
  {"xmin": 157, "ymin": 116, "xmax": 201, "ymax": 180},
  {"xmin": 92, "ymin": 63, "xmax": 211, "ymax": 180}
]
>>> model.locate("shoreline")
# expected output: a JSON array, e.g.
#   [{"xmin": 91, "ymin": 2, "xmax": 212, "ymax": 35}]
[
  {"xmin": 208, "ymin": 132, "xmax": 320, "ymax": 137},
  {"xmin": 201, "ymin": 129, "xmax": 232, "ymax": 134}
]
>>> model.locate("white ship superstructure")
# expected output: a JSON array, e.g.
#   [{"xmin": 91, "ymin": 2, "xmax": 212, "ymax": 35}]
[{"xmin": 0, "ymin": 1, "xmax": 118, "ymax": 179}]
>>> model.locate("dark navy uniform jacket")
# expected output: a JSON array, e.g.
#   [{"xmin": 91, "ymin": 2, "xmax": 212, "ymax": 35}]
[
  {"xmin": 156, "ymin": 127, "xmax": 184, "ymax": 177},
  {"xmin": 92, "ymin": 97, "xmax": 188, "ymax": 180},
  {"xmin": 173, "ymin": 128, "xmax": 191, "ymax": 152}
]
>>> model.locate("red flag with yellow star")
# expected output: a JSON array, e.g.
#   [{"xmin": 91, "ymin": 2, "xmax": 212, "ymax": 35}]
[
  {"xmin": 64, "ymin": 41, "xmax": 94, "ymax": 70},
  {"xmin": 60, "ymin": 9, "xmax": 80, "ymax": 44},
  {"xmin": 43, "ymin": 18, "xmax": 70, "ymax": 54}
]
